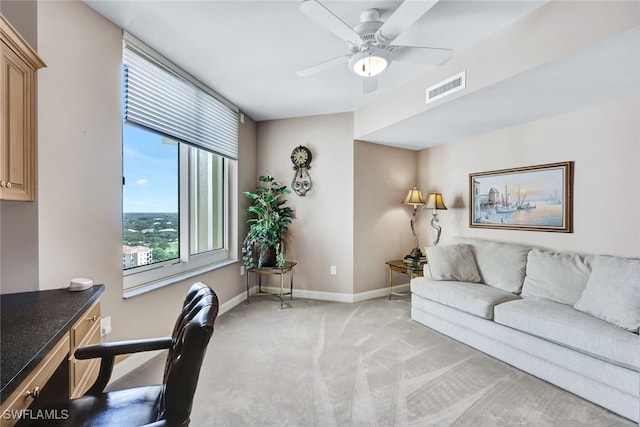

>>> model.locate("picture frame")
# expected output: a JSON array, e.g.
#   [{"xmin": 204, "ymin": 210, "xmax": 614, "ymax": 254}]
[{"xmin": 469, "ymin": 161, "xmax": 573, "ymax": 232}]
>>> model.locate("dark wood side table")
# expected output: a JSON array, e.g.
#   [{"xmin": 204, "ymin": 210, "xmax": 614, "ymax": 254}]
[
  {"xmin": 385, "ymin": 260, "xmax": 425, "ymax": 299},
  {"xmin": 246, "ymin": 261, "xmax": 297, "ymax": 308}
]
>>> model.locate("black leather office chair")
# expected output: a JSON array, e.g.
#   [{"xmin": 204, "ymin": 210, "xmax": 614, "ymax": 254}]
[{"xmin": 33, "ymin": 282, "xmax": 218, "ymax": 427}]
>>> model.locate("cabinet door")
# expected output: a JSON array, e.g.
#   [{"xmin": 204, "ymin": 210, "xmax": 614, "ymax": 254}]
[
  {"xmin": 0, "ymin": 334, "xmax": 70, "ymax": 427},
  {"xmin": 1, "ymin": 41, "xmax": 35, "ymax": 201},
  {"xmin": 69, "ymin": 301, "xmax": 101, "ymax": 398}
]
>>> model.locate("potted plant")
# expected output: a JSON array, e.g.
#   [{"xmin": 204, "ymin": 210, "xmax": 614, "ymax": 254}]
[{"xmin": 242, "ymin": 173, "xmax": 295, "ymax": 269}]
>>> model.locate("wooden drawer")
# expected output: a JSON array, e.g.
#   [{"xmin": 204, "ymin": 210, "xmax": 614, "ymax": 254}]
[
  {"xmin": 70, "ymin": 358, "xmax": 99, "ymax": 399},
  {"xmin": 68, "ymin": 301, "xmax": 101, "ymax": 398},
  {"xmin": 0, "ymin": 334, "xmax": 69, "ymax": 427},
  {"xmin": 70, "ymin": 301, "xmax": 100, "ymax": 351},
  {"xmin": 70, "ymin": 325, "xmax": 100, "ymax": 398}
]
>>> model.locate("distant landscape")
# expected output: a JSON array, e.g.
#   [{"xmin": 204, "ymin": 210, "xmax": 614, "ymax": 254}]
[{"xmin": 122, "ymin": 212, "xmax": 179, "ymax": 265}]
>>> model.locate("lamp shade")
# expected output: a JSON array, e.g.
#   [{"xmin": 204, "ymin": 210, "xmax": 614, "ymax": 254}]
[
  {"xmin": 403, "ymin": 187, "xmax": 425, "ymax": 207},
  {"xmin": 425, "ymin": 193, "xmax": 447, "ymax": 210}
]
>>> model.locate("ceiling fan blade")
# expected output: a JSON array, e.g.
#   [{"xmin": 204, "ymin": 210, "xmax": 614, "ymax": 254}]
[
  {"xmin": 363, "ymin": 76, "xmax": 378, "ymax": 94},
  {"xmin": 300, "ymin": 0, "xmax": 362, "ymax": 45},
  {"xmin": 390, "ymin": 45, "xmax": 453, "ymax": 65},
  {"xmin": 297, "ymin": 55, "xmax": 349, "ymax": 77},
  {"xmin": 376, "ymin": 0, "xmax": 439, "ymax": 45}
]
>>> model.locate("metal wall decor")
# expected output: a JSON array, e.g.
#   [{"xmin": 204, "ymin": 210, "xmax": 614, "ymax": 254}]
[
  {"xmin": 290, "ymin": 145, "xmax": 312, "ymax": 196},
  {"xmin": 469, "ymin": 161, "xmax": 573, "ymax": 232}
]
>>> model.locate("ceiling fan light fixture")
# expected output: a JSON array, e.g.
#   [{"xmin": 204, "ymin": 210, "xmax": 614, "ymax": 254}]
[{"xmin": 350, "ymin": 48, "xmax": 390, "ymax": 77}]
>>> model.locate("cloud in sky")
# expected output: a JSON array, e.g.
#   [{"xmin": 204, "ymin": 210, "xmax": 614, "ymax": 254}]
[{"xmin": 123, "ymin": 124, "xmax": 178, "ymax": 213}]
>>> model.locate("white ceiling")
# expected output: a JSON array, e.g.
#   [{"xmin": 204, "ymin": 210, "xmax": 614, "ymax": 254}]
[
  {"xmin": 84, "ymin": 0, "xmax": 640, "ymax": 150},
  {"xmin": 362, "ymin": 25, "xmax": 640, "ymax": 148}
]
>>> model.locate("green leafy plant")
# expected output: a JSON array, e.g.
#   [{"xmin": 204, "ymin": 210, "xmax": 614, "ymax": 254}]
[{"xmin": 242, "ymin": 173, "xmax": 295, "ymax": 269}]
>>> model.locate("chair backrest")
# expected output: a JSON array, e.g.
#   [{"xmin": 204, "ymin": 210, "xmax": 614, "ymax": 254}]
[{"xmin": 157, "ymin": 282, "xmax": 219, "ymax": 425}]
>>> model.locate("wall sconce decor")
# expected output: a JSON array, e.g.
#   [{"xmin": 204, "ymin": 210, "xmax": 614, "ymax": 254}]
[
  {"xmin": 402, "ymin": 187, "xmax": 425, "ymax": 261},
  {"xmin": 424, "ymin": 193, "xmax": 448, "ymax": 246}
]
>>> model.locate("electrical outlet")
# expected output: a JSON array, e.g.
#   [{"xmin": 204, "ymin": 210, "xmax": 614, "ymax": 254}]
[
  {"xmin": 330, "ymin": 266, "xmax": 337, "ymax": 275},
  {"xmin": 240, "ymin": 265, "xmax": 246, "ymax": 276},
  {"xmin": 100, "ymin": 316, "xmax": 112, "ymax": 337}
]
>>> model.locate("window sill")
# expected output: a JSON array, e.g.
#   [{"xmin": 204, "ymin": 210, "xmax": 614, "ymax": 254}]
[{"xmin": 123, "ymin": 259, "xmax": 238, "ymax": 299}]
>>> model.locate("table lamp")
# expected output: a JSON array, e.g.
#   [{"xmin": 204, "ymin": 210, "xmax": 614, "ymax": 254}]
[
  {"xmin": 403, "ymin": 187, "xmax": 425, "ymax": 261},
  {"xmin": 425, "ymin": 192, "xmax": 447, "ymax": 246}
]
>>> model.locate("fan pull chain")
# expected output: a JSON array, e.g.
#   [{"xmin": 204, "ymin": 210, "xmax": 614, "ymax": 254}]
[{"xmin": 364, "ymin": 51, "xmax": 372, "ymax": 76}]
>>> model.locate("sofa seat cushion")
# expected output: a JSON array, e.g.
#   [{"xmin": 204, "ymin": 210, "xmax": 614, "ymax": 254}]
[
  {"xmin": 411, "ymin": 277, "xmax": 521, "ymax": 320},
  {"xmin": 494, "ymin": 298, "xmax": 640, "ymax": 371}
]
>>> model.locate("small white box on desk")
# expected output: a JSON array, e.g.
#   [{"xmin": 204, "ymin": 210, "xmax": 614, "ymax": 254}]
[{"xmin": 68, "ymin": 277, "xmax": 93, "ymax": 291}]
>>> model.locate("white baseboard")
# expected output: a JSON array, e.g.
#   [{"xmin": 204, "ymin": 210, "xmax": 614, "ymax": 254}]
[
  {"xmin": 353, "ymin": 284, "xmax": 409, "ymax": 302},
  {"xmin": 218, "ymin": 289, "xmax": 250, "ymax": 316},
  {"xmin": 111, "ymin": 283, "xmax": 409, "ymax": 381},
  {"xmin": 253, "ymin": 284, "xmax": 409, "ymax": 303}
]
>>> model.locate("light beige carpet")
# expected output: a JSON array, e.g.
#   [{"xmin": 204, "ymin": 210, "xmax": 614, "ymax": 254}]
[{"xmin": 108, "ymin": 296, "xmax": 635, "ymax": 426}]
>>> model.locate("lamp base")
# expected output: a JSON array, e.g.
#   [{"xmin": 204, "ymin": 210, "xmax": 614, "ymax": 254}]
[
  {"xmin": 405, "ymin": 247, "xmax": 424, "ymax": 262},
  {"xmin": 430, "ymin": 214, "xmax": 443, "ymax": 246}
]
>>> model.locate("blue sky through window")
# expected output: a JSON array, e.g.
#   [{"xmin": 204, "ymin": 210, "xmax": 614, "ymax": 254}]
[{"xmin": 122, "ymin": 124, "xmax": 178, "ymax": 213}]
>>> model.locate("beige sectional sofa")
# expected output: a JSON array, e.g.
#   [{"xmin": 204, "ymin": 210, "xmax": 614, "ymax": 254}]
[{"xmin": 410, "ymin": 237, "xmax": 640, "ymax": 422}]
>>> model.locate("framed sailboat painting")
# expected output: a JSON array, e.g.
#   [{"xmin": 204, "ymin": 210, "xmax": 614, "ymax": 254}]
[{"xmin": 469, "ymin": 161, "xmax": 573, "ymax": 232}]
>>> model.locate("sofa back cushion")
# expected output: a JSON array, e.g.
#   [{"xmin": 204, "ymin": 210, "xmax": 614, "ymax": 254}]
[
  {"xmin": 521, "ymin": 249, "xmax": 592, "ymax": 305},
  {"xmin": 574, "ymin": 255, "xmax": 640, "ymax": 333},
  {"xmin": 452, "ymin": 237, "xmax": 529, "ymax": 293},
  {"xmin": 426, "ymin": 244, "xmax": 482, "ymax": 283}
]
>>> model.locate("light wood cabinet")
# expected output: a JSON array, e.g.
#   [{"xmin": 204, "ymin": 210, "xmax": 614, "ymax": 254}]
[
  {"xmin": 0, "ymin": 14, "xmax": 45, "ymax": 201},
  {"xmin": 0, "ymin": 334, "xmax": 69, "ymax": 427},
  {"xmin": 0, "ymin": 300, "xmax": 101, "ymax": 427},
  {"xmin": 69, "ymin": 301, "xmax": 101, "ymax": 398}
]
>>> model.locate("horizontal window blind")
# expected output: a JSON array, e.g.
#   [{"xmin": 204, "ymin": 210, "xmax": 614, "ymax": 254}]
[{"xmin": 123, "ymin": 34, "xmax": 238, "ymax": 160}]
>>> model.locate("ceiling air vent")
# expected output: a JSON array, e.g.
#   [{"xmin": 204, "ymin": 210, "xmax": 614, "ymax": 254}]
[{"xmin": 426, "ymin": 71, "xmax": 466, "ymax": 104}]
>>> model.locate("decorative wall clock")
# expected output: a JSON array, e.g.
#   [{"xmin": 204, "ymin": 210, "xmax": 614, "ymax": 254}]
[{"xmin": 290, "ymin": 145, "xmax": 312, "ymax": 196}]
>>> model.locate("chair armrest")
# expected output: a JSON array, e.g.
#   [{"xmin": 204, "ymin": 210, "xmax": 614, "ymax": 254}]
[
  {"xmin": 76, "ymin": 337, "xmax": 172, "ymax": 396},
  {"xmin": 74, "ymin": 337, "xmax": 173, "ymax": 360}
]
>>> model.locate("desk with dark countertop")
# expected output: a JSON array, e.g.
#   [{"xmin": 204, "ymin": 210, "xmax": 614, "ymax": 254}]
[{"xmin": 0, "ymin": 285, "xmax": 104, "ymax": 403}]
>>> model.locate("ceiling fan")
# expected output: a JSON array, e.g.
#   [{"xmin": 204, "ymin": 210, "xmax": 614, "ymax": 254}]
[{"xmin": 297, "ymin": 0, "xmax": 453, "ymax": 93}]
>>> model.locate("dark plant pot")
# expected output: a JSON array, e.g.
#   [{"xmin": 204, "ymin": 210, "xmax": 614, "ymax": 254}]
[{"xmin": 253, "ymin": 243, "xmax": 277, "ymax": 267}]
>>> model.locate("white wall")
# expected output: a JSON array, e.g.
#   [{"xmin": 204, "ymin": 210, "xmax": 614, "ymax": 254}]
[
  {"xmin": 354, "ymin": 140, "xmax": 418, "ymax": 294},
  {"xmin": 348, "ymin": 0, "xmax": 640, "ymax": 262},
  {"xmin": 33, "ymin": 0, "xmax": 255, "ymax": 342},
  {"xmin": 0, "ymin": 201, "xmax": 39, "ymax": 293},
  {"xmin": 256, "ymin": 113, "xmax": 355, "ymax": 296},
  {"xmin": 0, "ymin": 1, "xmax": 39, "ymax": 294},
  {"xmin": 255, "ymin": 118, "xmax": 421, "ymax": 299},
  {"xmin": 0, "ymin": 0, "xmax": 37, "ymax": 48},
  {"xmin": 37, "ymin": 0, "xmax": 122, "ymax": 292},
  {"xmin": 417, "ymin": 97, "xmax": 640, "ymax": 258}
]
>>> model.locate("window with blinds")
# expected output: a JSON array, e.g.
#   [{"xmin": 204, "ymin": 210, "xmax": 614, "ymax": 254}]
[
  {"xmin": 121, "ymin": 33, "xmax": 238, "ymax": 297},
  {"xmin": 123, "ymin": 33, "xmax": 238, "ymax": 159}
]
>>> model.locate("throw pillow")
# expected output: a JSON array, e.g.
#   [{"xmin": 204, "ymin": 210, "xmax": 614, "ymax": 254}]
[
  {"xmin": 574, "ymin": 255, "xmax": 640, "ymax": 332},
  {"xmin": 465, "ymin": 238, "xmax": 529, "ymax": 293},
  {"xmin": 521, "ymin": 249, "xmax": 592, "ymax": 305},
  {"xmin": 426, "ymin": 244, "xmax": 482, "ymax": 283}
]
